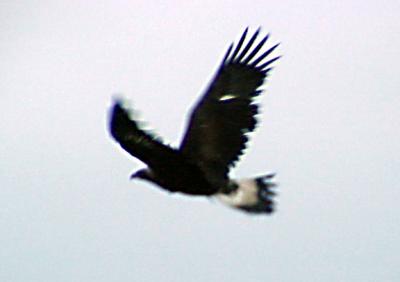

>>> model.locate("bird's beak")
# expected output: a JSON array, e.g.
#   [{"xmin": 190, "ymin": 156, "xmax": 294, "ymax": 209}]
[{"xmin": 130, "ymin": 172, "xmax": 138, "ymax": 180}]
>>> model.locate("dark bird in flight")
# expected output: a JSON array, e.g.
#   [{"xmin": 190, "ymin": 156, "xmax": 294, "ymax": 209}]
[{"xmin": 109, "ymin": 28, "xmax": 280, "ymax": 214}]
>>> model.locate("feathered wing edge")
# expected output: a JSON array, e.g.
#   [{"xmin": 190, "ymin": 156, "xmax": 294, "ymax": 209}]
[
  {"xmin": 218, "ymin": 27, "xmax": 281, "ymax": 79},
  {"xmin": 109, "ymin": 99, "xmax": 179, "ymax": 169}
]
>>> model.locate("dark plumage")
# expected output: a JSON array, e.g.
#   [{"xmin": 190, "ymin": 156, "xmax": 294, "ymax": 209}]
[{"xmin": 109, "ymin": 28, "xmax": 279, "ymax": 214}]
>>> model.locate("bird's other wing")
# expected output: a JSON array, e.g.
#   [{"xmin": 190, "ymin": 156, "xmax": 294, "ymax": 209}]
[
  {"xmin": 179, "ymin": 28, "xmax": 280, "ymax": 180},
  {"xmin": 109, "ymin": 100, "xmax": 179, "ymax": 168}
]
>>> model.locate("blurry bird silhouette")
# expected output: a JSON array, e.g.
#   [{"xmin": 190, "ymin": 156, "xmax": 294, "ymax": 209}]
[{"xmin": 109, "ymin": 28, "xmax": 280, "ymax": 214}]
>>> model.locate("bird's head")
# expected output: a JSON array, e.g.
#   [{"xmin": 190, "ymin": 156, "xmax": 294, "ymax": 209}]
[{"xmin": 130, "ymin": 168, "xmax": 154, "ymax": 181}]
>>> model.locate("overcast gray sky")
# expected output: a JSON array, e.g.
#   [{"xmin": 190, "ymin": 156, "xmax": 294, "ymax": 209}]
[{"xmin": 1, "ymin": 1, "xmax": 400, "ymax": 281}]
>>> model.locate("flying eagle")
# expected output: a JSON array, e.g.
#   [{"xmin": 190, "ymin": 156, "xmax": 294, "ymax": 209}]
[{"xmin": 109, "ymin": 28, "xmax": 280, "ymax": 214}]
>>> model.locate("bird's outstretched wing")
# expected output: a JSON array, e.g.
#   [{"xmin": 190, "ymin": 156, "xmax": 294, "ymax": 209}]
[
  {"xmin": 179, "ymin": 28, "xmax": 279, "ymax": 180},
  {"xmin": 109, "ymin": 100, "xmax": 179, "ymax": 168}
]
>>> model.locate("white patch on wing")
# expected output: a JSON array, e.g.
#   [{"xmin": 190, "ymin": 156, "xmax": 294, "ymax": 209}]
[
  {"xmin": 216, "ymin": 179, "xmax": 258, "ymax": 207},
  {"xmin": 219, "ymin": 94, "xmax": 237, "ymax": 102}
]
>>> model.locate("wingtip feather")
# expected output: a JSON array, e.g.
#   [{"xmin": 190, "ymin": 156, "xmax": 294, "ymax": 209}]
[{"xmin": 234, "ymin": 28, "xmax": 261, "ymax": 63}]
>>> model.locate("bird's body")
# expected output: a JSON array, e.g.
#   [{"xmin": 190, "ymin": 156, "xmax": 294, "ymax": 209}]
[
  {"xmin": 133, "ymin": 155, "xmax": 219, "ymax": 196},
  {"xmin": 109, "ymin": 28, "xmax": 279, "ymax": 214}
]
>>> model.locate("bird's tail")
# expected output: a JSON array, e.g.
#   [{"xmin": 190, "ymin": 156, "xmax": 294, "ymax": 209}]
[{"xmin": 215, "ymin": 174, "xmax": 277, "ymax": 214}]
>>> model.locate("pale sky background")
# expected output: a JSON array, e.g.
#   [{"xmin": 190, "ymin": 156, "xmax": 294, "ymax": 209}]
[{"xmin": 1, "ymin": 1, "xmax": 400, "ymax": 281}]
